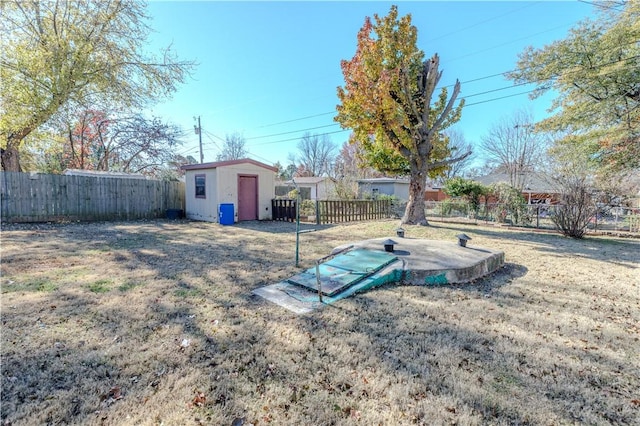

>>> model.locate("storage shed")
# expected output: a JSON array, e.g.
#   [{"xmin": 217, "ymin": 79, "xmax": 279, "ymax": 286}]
[{"xmin": 182, "ymin": 158, "xmax": 277, "ymax": 223}]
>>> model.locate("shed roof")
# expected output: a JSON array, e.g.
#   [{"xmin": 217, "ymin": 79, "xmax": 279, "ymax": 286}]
[
  {"xmin": 181, "ymin": 158, "xmax": 277, "ymax": 172},
  {"xmin": 285, "ymin": 176, "xmax": 333, "ymax": 185}
]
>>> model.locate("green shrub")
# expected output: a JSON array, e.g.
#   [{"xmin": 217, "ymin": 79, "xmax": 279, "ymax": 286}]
[
  {"xmin": 440, "ymin": 198, "xmax": 469, "ymax": 216},
  {"xmin": 443, "ymin": 177, "xmax": 489, "ymax": 216},
  {"xmin": 300, "ymin": 199, "xmax": 316, "ymax": 216},
  {"xmin": 489, "ymin": 183, "xmax": 528, "ymax": 225}
]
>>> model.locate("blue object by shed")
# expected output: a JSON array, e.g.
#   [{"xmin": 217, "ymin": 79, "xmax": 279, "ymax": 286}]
[
  {"xmin": 166, "ymin": 209, "xmax": 183, "ymax": 220},
  {"xmin": 219, "ymin": 203, "xmax": 234, "ymax": 225}
]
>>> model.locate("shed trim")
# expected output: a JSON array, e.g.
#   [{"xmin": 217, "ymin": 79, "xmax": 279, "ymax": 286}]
[{"xmin": 181, "ymin": 158, "xmax": 277, "ymax": 172}]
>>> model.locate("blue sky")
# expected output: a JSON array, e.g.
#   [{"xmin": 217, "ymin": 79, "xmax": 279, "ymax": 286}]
[{"xmin": 145, "ymin": 1, "xmax": 597, "ymax": 168}]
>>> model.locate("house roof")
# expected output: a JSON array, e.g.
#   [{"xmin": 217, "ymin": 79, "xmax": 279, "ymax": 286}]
[
  {"xmin": 63, "ymin": 169, "xmax": 148, "ymax": 179},
  {"xmin": 285, "ymin": 176, "xmax": 333, "ymax": 185},
  {"xmin": 357, "ymin": 177, "xmax": 409, "ymax": 184},
  {"xmin": 181, "ymin": 158, "xmax": 277, "ymax": 172},
  {"xmin": 474, "ymin": 172, "xmax": 557, "ymax": 193}
]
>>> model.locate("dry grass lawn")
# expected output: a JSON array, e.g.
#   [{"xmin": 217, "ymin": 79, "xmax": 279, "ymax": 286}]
[{"xmin": 1, "ymin": 219, "xmax": 639, "ymax": 425}]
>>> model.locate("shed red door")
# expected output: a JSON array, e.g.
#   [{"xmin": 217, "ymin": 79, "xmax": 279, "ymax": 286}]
[{"xmin": 238, "ymin": 175, "xmax": 258, "ymax": 221}]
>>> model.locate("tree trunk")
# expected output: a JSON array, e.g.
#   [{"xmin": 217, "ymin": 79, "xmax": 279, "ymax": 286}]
[
  {"xmin": 1, "ymin": 144, "xmax": 22, "ymax": 172},
  {"xmin": 2, "ymin": 127, "xmax": 34, "ymax": 171},
  {"xmin": 401, "ymin": 164, "xmax": 428, "ymax": 225}
]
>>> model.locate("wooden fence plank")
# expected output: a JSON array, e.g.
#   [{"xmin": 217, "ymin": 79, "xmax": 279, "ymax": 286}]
[
  {"xmin": 271, "ymin": 199, "xmax": 391, "ymax": 224},
  {"xmin": 313, "ymin": 199, "xmax": 391, "ymax": 224},
  {"xmin": 272, "ymin": 199, "xmax": 297, "ymax": 222},
  {"xmin": 0, "ymin": 172, "xmax": 184, "ymax": 223}
]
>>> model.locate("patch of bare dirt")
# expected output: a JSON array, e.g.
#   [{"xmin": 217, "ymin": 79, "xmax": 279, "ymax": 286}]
[{"xmin": 1, "ymin": 219, "xmax": 639, "ymax": 425}]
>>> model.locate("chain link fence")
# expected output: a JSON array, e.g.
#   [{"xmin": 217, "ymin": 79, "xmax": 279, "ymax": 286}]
[{"xmin": 425, "ymin": 200, "xmax": 640, "ymax": 234}]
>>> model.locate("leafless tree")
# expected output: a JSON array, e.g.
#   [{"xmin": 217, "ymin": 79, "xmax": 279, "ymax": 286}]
[
  {"xmin": 551, "ymin": 174, "xmax": 597, "ymax": 239},
  {"xmin": 332, "ymin": 139, "xmax": 382, "ymax": 180},
  {"xmin": 1, "ymin": 0, "xmax": 194, "ymax": 171},
  {"xmin": 480, "ymin": 109, "xmax": 548, "ymax": 190},
  {"xmin": 441, "ymin": 129, "xmax": 474, "ymax": 181},
  {"xmin": 217, "ymin": 132, "xmax": 247, "ymax": 161},
  {"xmin": 292, "ymin": 132, "xmax": 337, "ymax": 177},
  {"xmin": 94, "ymin": 115, "xmax": 184, "ymax": 175}
]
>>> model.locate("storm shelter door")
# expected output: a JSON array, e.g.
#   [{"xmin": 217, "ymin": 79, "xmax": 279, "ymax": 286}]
[{"xmin": 238, "ymin": 175, "xmax": 258, "ymax": 221}]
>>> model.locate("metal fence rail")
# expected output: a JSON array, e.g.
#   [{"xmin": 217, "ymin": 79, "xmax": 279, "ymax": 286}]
[{"xmin": 425, "ymin": 200, "xmax": 640, "ymax": 233}]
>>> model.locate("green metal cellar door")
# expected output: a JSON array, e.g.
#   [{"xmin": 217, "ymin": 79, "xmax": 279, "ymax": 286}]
[{"xmin": 287, "ymin": 249, "xmax": 397, "ymax": 297}]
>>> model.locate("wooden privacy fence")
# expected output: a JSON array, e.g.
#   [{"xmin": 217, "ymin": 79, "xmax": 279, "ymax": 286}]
[
  {"xmin": 272, "ymin": 198, "xmax": 392, "ymax": 224},
  {"xmin": 272, "ymin": 198, "xmax": 297, "ymax": 222},
  {"xmin": 0, "ymin": 172, "xmax": 185, "ymax": 223},
  {"xmin": 318, "ymin": 199, "xmax": 392, "ymax": 224}
]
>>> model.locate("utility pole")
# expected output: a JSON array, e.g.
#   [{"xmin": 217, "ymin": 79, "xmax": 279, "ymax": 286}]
[{"xmin": 194, "ymin": 116, "xmax": 203, "ymax": 163}]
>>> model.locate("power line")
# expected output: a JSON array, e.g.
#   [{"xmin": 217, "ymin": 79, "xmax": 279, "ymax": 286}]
[
  {"xmin": 242, "ymin": 67, "xmax": 535, "ymax": 131},
  {"xmin": 248, "ymin": 71, "xmax": 512, "ymax": 129},
  {"xmin": 244, "ymin": 150, "xmax": 278, "ymax": 165},
  {"xmin": 250, "ymin": 129, "xmax": 350, "ymax": 147},
  {"xmin": 208, "ymin": 9, "xmax": 592, "ymax": 130},
  {"xmin": 426, "ymin": 1, "xmax": 542, "ymax": 43},
  {"xmin": 577, "ymin": 0, "xmax": 625, "ymax": 11},
  {"xmin": 254, "ymin": 111, "xmax": 336, "ymax": 129},
  {"xmin": 465, "ymin": 89, "xmax": 537, "ymax": 107},
  {"xmin": 462, "ymin": 80, "xmax": 531, "ymax": 99},
  {"xmin": 443, "ymin": 22, "xmax": 576, "ymax": 65},
  {"xmin": 202, "ymin": 129, "xmax": 225, "ymax": 144},
  {"xmin": 248, "ymin": 89, "xmax": 537, "ymax": 149},
  {"xmin": 245, "ymin": 123, "xmax": 338, "ymax": 140},
  {"xmin": 243, "ymin": 51, "xmax": 639, "ymax": 142},
  {"xmin": 179, "ymin": 36, "xmax": 637, "ymax": 153}
]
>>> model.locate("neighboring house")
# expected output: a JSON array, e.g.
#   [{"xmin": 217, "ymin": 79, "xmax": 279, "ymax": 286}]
[
  {"xmin": 181, "ymin": 158, "xmax": 276, "ymax": 223},
  {"xmin": 63, "ymin": 169, "xmax": 148, "ymax": 180},
  {"xmin": 357, "ymin": 177, "xmax": 448, "ymax": 201},
  {"xmin": 474, "ymin": 171, "xmax": 560, "ymax": 204},
  {"xmin": 279, "ymin": 176, "xmax": 336, "ymax": 200},
  {"xmin": 357, "ymin": 178, "xmax": 410, "ymax": 200},
  {"xmin": 425, "ymin": 185, "xmax": 447, "ymax": 201}
]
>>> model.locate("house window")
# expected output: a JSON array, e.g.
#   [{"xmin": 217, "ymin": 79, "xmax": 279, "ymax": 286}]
[{"xmin": 195, "ymin": 174, "xmax": 206, "ymax": 198}]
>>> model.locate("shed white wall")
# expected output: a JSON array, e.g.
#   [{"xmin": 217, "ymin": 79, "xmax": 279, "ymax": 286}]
[
  {"xmin": 184, "ymin": 169, "xmax": 218, "ymax": 222},
  {"xmin": 184, "ymin": 163, "xmax": 275, "ymax": 223},
  {"xmin": 215, "ymin": 163, "xmax": 275, "ymax": 221}
]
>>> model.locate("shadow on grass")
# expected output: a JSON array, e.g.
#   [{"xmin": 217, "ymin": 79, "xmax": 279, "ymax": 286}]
[
  {"xmin": 297, "ymin": 280, "xmax": 637, "ymax": 424},
  {"xmin": 232, "ymin": 220, "xmax": 335, "ymax": 235},
  {"xmin": 432, "ymin": 222, "xmax": 640, "ymax": 266},
  {"xmin": 1, "ymin": 220, "xmax": 304, "ymax": 424},
  {"xmin": 2, "ymin": 219, "xmax": 637, "ymax": 425}
]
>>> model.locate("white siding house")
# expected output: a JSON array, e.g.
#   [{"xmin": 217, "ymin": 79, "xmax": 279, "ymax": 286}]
[
  {"xmin": 284, "ymin": 176, "xmax": 336, "ymax": 200},
  {"xmin": 182, "ymin": 159, "xmax": 277, "ymax": 223},
  {"xmin": 358, "ymin": 178, "xmax": 410, "ymax": 200}
]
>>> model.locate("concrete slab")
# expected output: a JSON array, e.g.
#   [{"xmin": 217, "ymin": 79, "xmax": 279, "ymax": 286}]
[
  {"xmin": 333, "ymin": 238, "xmax": 504, "ymax": 286},
  {"xmin": 253, "ymin": 237, "xmax": 504, "ymax": 314}
]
